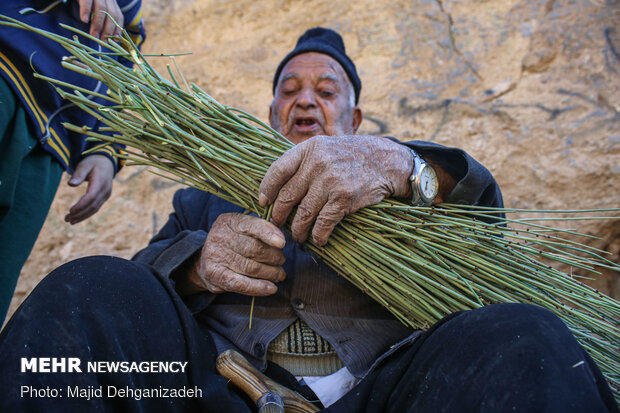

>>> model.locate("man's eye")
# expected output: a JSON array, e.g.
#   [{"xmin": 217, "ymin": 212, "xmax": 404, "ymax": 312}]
[{"xmin": 320, "ymin": 90, "xmax": 334, "ymax": 97}]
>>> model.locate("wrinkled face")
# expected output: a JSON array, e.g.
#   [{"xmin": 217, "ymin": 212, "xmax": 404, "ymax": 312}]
[{"xmin": 270, "ymin": 52, "xmax": 362, "ymax": 144}]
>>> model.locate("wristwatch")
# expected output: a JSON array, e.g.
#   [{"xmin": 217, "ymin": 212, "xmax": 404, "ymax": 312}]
[{"xmin": 408, "ymin": 148, "xmax": 438, "ymax": 206}]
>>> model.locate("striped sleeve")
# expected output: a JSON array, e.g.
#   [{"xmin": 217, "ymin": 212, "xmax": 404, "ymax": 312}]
[{"xmin": 83, "ymin": 141, "xmax": 126, "ymax": 173}]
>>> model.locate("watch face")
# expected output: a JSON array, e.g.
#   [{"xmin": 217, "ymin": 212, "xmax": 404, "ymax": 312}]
[{"xmin": 420, "ymin": 165, "xmax": 439, "ymax": 201}]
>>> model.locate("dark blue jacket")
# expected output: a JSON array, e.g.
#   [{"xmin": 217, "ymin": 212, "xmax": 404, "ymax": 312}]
[{"xmin": 0, "ymin": 1, "xmax": 145, "ymax": 173}]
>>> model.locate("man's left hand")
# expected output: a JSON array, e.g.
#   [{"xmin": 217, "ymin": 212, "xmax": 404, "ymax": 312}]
[
  {"xmin": 65, "ymin": 154, "xmax": 115, "ymax": 225},
  {"xmin": 259, "ymin": 135, "xmax": 414, "ymax": 246}
]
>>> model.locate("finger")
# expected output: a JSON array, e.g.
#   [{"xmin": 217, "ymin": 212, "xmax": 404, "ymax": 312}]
[
  {"xmin": 65, "ymin": 200, "xmax": 98, "ymax": 224},
  {"xmin": 211, "ymin": 267, "xmax": 279, "ymax": 296},
  {"xmin": 65, "ymin": 192, "xmax": 102, "ymax": 223},
  {"xmin": 226, "ymin": 249, "xmax": 286, "ymax": 283},
  {"xmin": 270, "ymin": 174, "xmax": 309, "ymax": 227},
  {"xmin": 311, "ymin": 200, "xmax": 348, "ymax": 246},
  {"xmin": 112, "ymin": 24, "xmax": 122, "ymax": 39},
  {"xmin": 65, "ymin": 189, "xmax": 110, "ymax": 224},
  {"xmin": 78, "ymin": 0, "xmax": 93, "ymax": 24},
  {"xmin": 101, "ymin": 14, "xmax": 117, "ymax": 40},
  {"xmin": 231, "ymin": 214, "xmax": 286, "ymax": 248},
  {"xmin": 68, "ymin": 164, "xmax": 92, "ymax": 187},
  {"xmin": 65, "ymin": 173, "xmax": 112, "ymax": 224},
  {"xmin": 290, "ymin": 185, "xmax": 329, "ymax": 243},
  {"xmin": 101, "ymin": 0, "xmax": 123, "ymax": 39},
  {"xmin": 230, "ymin": 234, "xmax": 286, "ymax": 266},
  {"xmin": 110, "ymin": 0, "xmax": 124, "ymax": 28},
  {"xmin": 259, "ymin": 144, "xmax": 304, "ymax": 207},
  {"xmin": 89, "ymin": 6, "xmax": 107, "ymax": 39}
]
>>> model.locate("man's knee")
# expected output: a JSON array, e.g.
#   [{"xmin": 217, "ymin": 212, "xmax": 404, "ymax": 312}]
[
  {"xmin": 447, "ymin": 303, "xmax": 578, "ymax": 358},
  {"xmin": 470, "ymin": 303, "xmax": 568, "ymax": 334},
  {"xmin": 45, "ymin": 255, "xmax": 154, "ymax": 287},
  {"xmin": 31, "ymin": 256, "xmax": 165, "ymax": 309},
  {"xmin": 6, "ymin": 256, "xmax": 180, "ymax": 333}
]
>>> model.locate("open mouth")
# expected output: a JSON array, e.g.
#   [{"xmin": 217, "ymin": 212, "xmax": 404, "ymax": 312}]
[
  {"xmin": 292, "ymin": 116, "xmax": 321, "ymax": 135},
  {"xmin": 295, "ymin": 117, "xmax": 318, "ymax": 127}
]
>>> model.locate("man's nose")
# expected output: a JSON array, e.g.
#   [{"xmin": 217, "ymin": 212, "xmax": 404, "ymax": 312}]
[{"xmin": 296, "ymin": 87, "xmax": 316, "ymax": 108}]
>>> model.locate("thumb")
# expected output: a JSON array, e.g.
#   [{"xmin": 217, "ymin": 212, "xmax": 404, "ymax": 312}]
[{"xmin": 68, "ymin": 163, "xmax": 91, "ymax": 186}]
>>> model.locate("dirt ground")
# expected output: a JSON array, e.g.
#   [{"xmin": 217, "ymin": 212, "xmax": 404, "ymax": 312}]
[{"xmin": 7, "ymin": 0, "xmax": 619, "ymax": 320}]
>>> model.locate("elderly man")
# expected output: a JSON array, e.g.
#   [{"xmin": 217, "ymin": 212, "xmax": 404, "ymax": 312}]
[{"xmin": 0, "ymin": 28, "xmax": 616, "ymax": 413}]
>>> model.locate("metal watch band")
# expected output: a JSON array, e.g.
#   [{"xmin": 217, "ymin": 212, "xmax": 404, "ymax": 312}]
[{"xmin": 407, "ymin": 147, "xmax": 435, "ymax": 206}]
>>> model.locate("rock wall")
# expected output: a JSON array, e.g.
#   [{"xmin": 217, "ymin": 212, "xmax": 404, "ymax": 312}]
[{"xmin": 8, "ymin": 0, "xmax": 619, "ymax": 319}]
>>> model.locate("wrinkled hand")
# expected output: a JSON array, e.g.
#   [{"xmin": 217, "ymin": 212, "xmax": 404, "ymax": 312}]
[
  {"xmin": 259, "ymin": 135, "xmax": 414, "ymax": 246},
  {"xmin": 78, "ymin": 0, "xmax": 123, "ymax": 40},
  {"xmin": 64, "ymin": 154, "xmax": 115, "ymax": 224},
  {"xmin": 184, "ymin": 213, "xmax": 286, "ymax": 296}
]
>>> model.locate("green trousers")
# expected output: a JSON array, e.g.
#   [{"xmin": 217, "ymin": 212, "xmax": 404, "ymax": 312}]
[{"xmin": 0, "ymin": 76, "xmax": 63, "ymax": 323}]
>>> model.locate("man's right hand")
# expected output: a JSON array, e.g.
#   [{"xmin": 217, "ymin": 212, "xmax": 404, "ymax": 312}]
[{"xmin": 178, "ymin": 213, "xmax": 287, "ymax": 296}]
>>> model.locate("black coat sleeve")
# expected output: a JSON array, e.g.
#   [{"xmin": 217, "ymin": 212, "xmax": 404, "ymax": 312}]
[
  {"xmin": 403, "ymin": 140, "xmax": 504, "ymax": 208},
  {"xmin": 132, "ymin": 188, "xmax": 209, "ymax": 279}
]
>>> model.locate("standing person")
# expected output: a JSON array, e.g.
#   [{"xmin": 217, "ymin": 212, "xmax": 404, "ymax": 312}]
[
  {"xmin": 0, "ymin": 27, "xmax": 616, "ymax": 412},
  {"xmin": 0, "ymin": 0, "xmax": 145, "ymax": 322}
]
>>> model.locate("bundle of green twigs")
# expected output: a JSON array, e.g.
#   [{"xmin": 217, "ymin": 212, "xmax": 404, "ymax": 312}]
[{"xmin": 3, "ymin": 16, "xmax": 618, "ymax": 396}]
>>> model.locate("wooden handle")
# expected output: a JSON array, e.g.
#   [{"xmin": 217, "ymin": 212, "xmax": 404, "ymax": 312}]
[
  {"xmin": 216, "ymin": 349, "xmax": 272, "ymax": 402},
  {"xmin": 216, "ymin": 349, "xmax": 320, "ymax": 413}
]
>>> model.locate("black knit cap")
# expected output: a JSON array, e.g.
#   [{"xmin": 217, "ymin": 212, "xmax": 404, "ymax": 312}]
[{"xmin": 272, "ymin": 27, "xmax": 361, "ymax": 104}]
